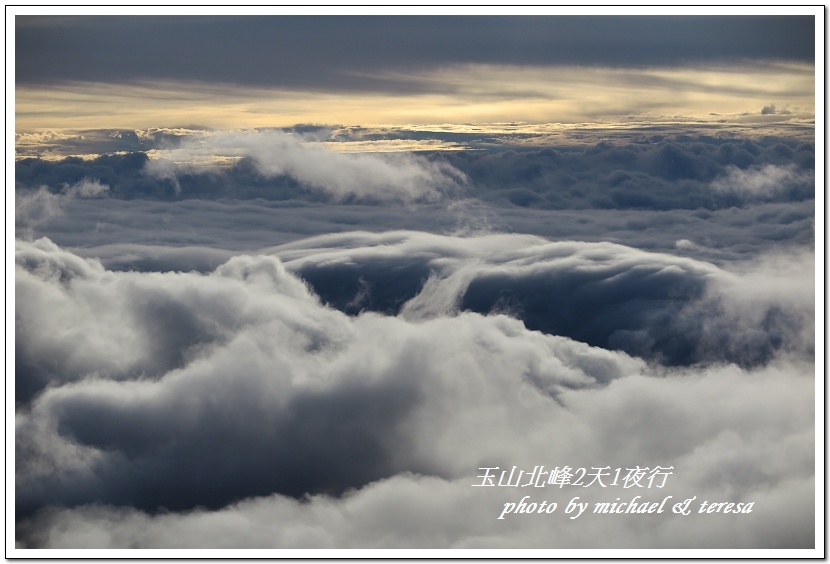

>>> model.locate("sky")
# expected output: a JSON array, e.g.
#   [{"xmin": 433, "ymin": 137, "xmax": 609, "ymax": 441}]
[
  {"xmin": 9, "ymin": 8, "xmax": 824, "ymax": 557},
  {"xmin": 14, "ymin": 13, "xmax": 816, "ymax": 133}
]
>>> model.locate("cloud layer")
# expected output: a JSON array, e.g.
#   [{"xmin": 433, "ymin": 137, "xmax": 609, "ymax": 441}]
[
  {"xmin": 15, "ymin": 135, "xmax": 815, "ymax": 211},
  {"xmin": 12, "ymin": 108, "xmax": 817, "ymax": 552}
]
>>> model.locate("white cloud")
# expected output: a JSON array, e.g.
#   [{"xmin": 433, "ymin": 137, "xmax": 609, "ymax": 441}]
[
  {"xmin": 15, "ymin": 187, "xmax": 63, "ymax": 225},
  {"xmin": 63, "ymin": 178, "xmax": 109, "ymax": 198},
  {"xmin": 15, "ymin": 237, "xmax": 815, "ymax": 550},
  {"xmin": 711, "ymin": 164, "xmax": 813, "ymax": 199},
  {"xmin": 144, "ymin": 130, "xmax": 467, "ymax": 203},
  {"xmin": 16, "ymin": 179, "xmax": 110, "ymax": 238}
]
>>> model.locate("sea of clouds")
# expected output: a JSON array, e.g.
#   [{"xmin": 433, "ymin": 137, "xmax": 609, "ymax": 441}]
[{"xmin": 13, "ymin": 129, "xmax": 817, "ymax": 550}]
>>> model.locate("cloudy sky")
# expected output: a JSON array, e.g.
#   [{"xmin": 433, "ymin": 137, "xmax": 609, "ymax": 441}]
[
  {"xmin": 9, "ymin": 8, "xmax": 823, "ymax": 556},
  {"xmin": 14, "ymin": 12, "xmax": 817, "ymax": 133}
]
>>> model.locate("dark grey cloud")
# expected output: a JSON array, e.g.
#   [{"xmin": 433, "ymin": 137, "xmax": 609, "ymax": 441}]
[{"xmin": 16, "ymin": 16, "xmax": 815, "ymax": 90}]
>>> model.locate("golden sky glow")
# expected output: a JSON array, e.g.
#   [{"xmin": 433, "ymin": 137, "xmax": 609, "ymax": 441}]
[{"xmin": 15, "ymin": 62, "xmax": 815, "ymax": 133}]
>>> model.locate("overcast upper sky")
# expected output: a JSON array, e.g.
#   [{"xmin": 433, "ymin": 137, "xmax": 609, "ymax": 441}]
[{"xmin": 15, "ymin": 16, "xmax": 815, "ymax": 88}]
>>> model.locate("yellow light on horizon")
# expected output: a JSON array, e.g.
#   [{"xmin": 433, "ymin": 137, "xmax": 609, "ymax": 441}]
[{"xmin": 14, "ymin": 62, "xmax": 815, "ymax": 137}]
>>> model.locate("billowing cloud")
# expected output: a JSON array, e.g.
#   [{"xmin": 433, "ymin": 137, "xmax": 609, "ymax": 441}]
[
  {"xmin": 275, "ymin": 231, "xmax": 814, "ymax": 368},
  {"xmin": 144, "ymin": 130, "xmax": 467, "ymax": 203},
  {"xmin": 14, "ymin": 237, "xmax": 814, "ymax": 549},
  {"xmin": 15, "ymin": 237, "xmax": 641, "ymax": 512}
]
